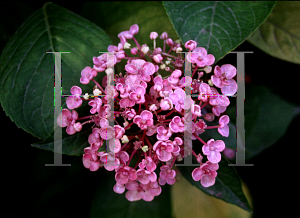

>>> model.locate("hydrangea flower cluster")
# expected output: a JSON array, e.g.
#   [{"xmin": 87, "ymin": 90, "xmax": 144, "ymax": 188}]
[{"xmin": 57, "ymin": 24, "xmax": 237, "ymax": 202}]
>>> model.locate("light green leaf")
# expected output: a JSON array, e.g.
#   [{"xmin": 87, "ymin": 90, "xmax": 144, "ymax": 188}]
[{"xmin": 248, "ymin": 1, "xmax": 300, "ymax": 64}]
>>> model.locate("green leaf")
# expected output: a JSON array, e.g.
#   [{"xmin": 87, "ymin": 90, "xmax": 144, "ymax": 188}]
[
  {"xmin": 247, "ymin": 1, "xmax": 300, "ymax": 64},
  {"xmin": 177, "ymin": 157, "xmax": 252, "ymax": 212},
  {"xmin": 0, "ymin": 2, "xmax": 112, "ymax": 140},
  {"xmin": 201, "ymin": 85, "xmax": 300, "ymax": 160},
  {"xmin": 91, "ymin": 170, "xmax": 172, "ymax": 218},
  {"xmin": 163, "ymin": 1, "xmax": 276, "ymax": 62}
]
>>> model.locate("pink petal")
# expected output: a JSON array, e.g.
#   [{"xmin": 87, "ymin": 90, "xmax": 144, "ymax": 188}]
[
  {"xmin": 208, "ymin": 151, "xmax": 221, "ymax": 163},
  {"xmin": 201, "ymin": 175, "xmax": 216, "ymax": 187},
  {"xmin": 214, "ymin": 65, "xmax": 222, "ymax": 77},
  {"xmin": 126, "ymin": 190, "xmax": 141, "ymax": 201},
  {"xmin": 125, "ymin": 64, "xmax": 137, "ymax": 74},
  {"xmin": 221, "ymin": 79, "xmax": 237, "ymax": 96},
  {"xmin": 192, "ymin": 167, "xmax": 203, "ymax": 181},
  {"xmin": 211, "ymin": 75, "xmax": 223, "ymax": 88},
  {"xmin": 221, "ymin": 64, "xmax": 236, "ymax": 79},
  {"xmin": 218, "ymin": 125, "xmax": 229, "ymax": 137}
]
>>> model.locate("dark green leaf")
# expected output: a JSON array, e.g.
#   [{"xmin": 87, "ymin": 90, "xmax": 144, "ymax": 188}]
[
  {"xmin": 248, "ymin": 1, "xmax": 300, "ymax": 64},
  {"xmin": 91, "ymin": 170, "xmax": 172, "ymax": 218},
  {"xmin": 0, "ymin": 2, "xmax": 112, "ymax": 140},
  {"xmin": 177, "ymin": 157, "xmax": 252, "ymax": 212},
  {"xmin": 163, "ymin": 1, "xmax": 276, "ymax": 62}
]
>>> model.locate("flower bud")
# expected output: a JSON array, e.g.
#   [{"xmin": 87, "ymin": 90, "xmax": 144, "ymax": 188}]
[
  {"xmin": 184, "ymin": 40, "xmax": 197, "ymax": 51},
  {"xmin": 176, "ymin": 47, "xmax": 182, "ymax": 53},
  {"xmin": 93, "ymin": 89, "xmax": 102, "ymax": 96},
  {"xmin": 160, "ymin": 64, "xmax": 166, "ymax": 70},
  {"xmin": 149, "ymin": 104, "xmax": 158, "ymax": 111},
  {"xmin": 150, "ymin": 32, "xmax": 158, "ymax": 40},
  {"xmin": 165, "ymin": 60, "xmax": 171, "ymax": 65},
  {"xmin": 208, "ymin": 79, "xmax": 213, "ymax": 86},
  {"xmin": 141, "ymin": 45, "xmax": 149, "ymax": 54},
  {"xmin": 131, "ymin": 47, "xmax": 138, "ymax": 55},
  {"xmin": 153, "ymin": 54, "xmax": 163, "ymax": 63},
  {"xmin": 204, "ymin": 65, "xmax": 212, "ymax": 73},
  {"xmin": 204, "ymin": 113, "xmax": 215, "ymax": 122},
  {"xmin": 129, "ymin": 24, "xmax": 139, "ymax": 35},
  {"xmin": 74, "ymin": 122, "xmax": 82, "ymax": 132},
  {"xmin": 123, "ymin": 42, "xmax": 131, "ymax": 49},
  {"xmin": 166, "ymin": 38, "xmax": 173, "ymax": 47},
  {"xmin": 83, "ymin": 93, "xmax": 89, "ymax": 100},
  {"xmin": 160, "ymin": 32, "xmax": 168, "ymax": 39},
  {"xmin": 141, "ymin": 145, "xmax": 149, "ymax": 152},
  {"xmin": 121, "ymin": 135, "xmax": 129, "ymax": 144}
]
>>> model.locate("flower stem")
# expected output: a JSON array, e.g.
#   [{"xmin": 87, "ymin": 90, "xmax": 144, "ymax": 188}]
[
  {"xmin": 192, "ymin": 66, "xmax": 199, "ymax": 78},
  {"xmin": 205, "ymin": 125, "xmax": 220, "ymax": 129},
  {"xmin": 192, "ymin": 133, "xmax": 207, "ymax": 145},
  {"xmin": 91, "ymin": 79, "xmax": 105, "ymax": 93}
]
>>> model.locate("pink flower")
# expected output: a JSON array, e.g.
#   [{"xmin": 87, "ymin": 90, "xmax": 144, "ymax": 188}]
[
  {"xmin": 57, "ymin": 109, "xmax": 82, "ymax": 135},
  {"xmin": 169, "ymin": 88, "xmax": 193, "ymax": 112},
  {"xmin": 187, "ymin": 47, "xmax": 215, "ymax": 67},
  {"xmin": 194, "ymin": 119, "xmax": 207, "ymax": 135},
  {"xmin": 136, "ymin": 169, "xmax": 157, "ymax": 184},
  {"xmin": 202, "ymin": 139, "xmax": 225, "ymax": 163},
  {"xmin": 153, "ymin": 54, "xmax": 163, "ymax": 63},
  {"xmin": 211, "ymin": 64, "xmax": 237, "ymax": 95},
  {"xmin": 93, "ymin": 53, "xmax": 117, "ymax": 72},
  {"xmin": 160, "ymin": 98, "xmax": 173, "ymax": 111},
  {"xmin": 118, "ymin": 24, "xmax": 139, "ymax": 46},
  {"xmin": 125, "ymin": 59, "xmax": 155, "ymax": 82},
  {"xmin": 88, "ymin": 97, "xmax": 102, "ymax": 114},
  {"xmin": 158, "ymin": 165, "xmax": 176, "ymax": 185},
  {"xmin": 115, "ymin": 166, "xmax": 137, "ymax": 185},
  {"xmin": 113, "ymin": 182, "xmax": 125, "ymax": 194},
  {"xmin": 218, "ymin": 115, "xmax": 230, "ymax": 137},
  {"xmin": 138, "ymin": 156, "xmax": 156, "ymax": 172},
  {"xmin": 123, "ymin": 108, "xmax": 136, "ymax": 120},
  {"xmin": 66, "ymin": 86, "xmax": 82, "ymax": 110},
  {"xmin": 80, "ymin": 66, "xmax": 97, "ymax": 84},
  {"xmin": 191, "ymin": 103, "xmax": 202, "ymax": 117},
  {"xmin": 184, "ymin": 40, "xmax": 197, "ymax": 51},
  {"xmin": 133, "ymin": 110, "xmax": 153, "ymax": 130},
  {"xmin": 153, "ymin": 75, "xmax": 164, "ymax": 91},
  {"xmin": 198, "ymin": 82, "xmax": 211, "ymax": 102},
  {"xmin": 150, "ymin": 32, "xmax": 158, "ymax": 39},
  {"xmin": 82, "ymin": 147, "xmax": 102, "ymax": 171},
  {"xmin": 100, "ymin": 152, "xmax": 121, "ymax": 171},
  {"xmin": 129, "ymin": 85, "xmax": 146, "ymax": 104},
  {"xmin": 153, "ymin": 140, "xmax": 174, "ymax": 162},
  {"xmin": 192, "ymin": 161, "xmax": 219, "ymax": 187},
  {"xmin": 167, "ymin": 69, "xmax": 182, "ymax": 85},
  {"xmin": 169, "ymin": 116, "xmax": 185, "ymax": 133},
  {"xmin": 156, "ymin": 126, "xmax": 172, "ymax": 141},
  {"xmin": 125, "ymin": 180, "xmax": 161, "ymax": 202}
]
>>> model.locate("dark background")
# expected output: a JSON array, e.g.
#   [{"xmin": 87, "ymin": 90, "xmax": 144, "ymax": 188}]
[{"xmin": 1, "ymin": 2, "xmax": 300, "ymax": 218}]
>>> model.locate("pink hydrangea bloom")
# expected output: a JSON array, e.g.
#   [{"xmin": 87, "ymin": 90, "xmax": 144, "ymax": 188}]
[
  {"xmin": 66, "ymin": 86, "xmax": 82, "ymax": 110},
  {"xmin": 80, "ymin": 66, "xmax": 97, "ymax": 84},
  {"xmin": 158, "ymin": 165, "xmax": 176, "ymax": 185},
  {"xmin": 136, "ymin": 169, "xmax": 157, "ymax": 184},
  {"xmin": 192, "ymin": 161, "xmax": 219, "ymax": 187},
  {"xmin": 187, "ymin": 47, "xmax": 215, "ymax": 67},
  {"xmin": 138, "ymin": 156, "xmax": 156, "ymax": 172},
  {"xmin": 202, "ymin": 139, "xmax": 225, "ymax": 163},
  {"xmin": 57, "ymin": 109, "xmax": 82, "ymax": 135},
  {"xmin": 129, "ymin": 85, "xmax": 146, "ymax": 104},
  {"xmin": 198, "ymin": 82, "xmax": 211, "ymax": 102},
  {"xmin": 82, "ymin": 147, "xmax": 102, "ymax": 171},
  {"xmin": 184, "ymin": 40, "xmax": 197, "ymax": 51},
  {"xmin": 218, "ymin": 115, "xmax": 230, "ymax": 137},
  {"xmin": 169, "ymin": 116, "xmax": 185, "ymax": 133},
  {"xmin": 88, "ymin": 97, "xmax": 102, "ymax": 114},
  {"xmin": 100, "ymin": 152, "xmax": 121, "ymax": 171},
  {"xmin": 156, "ymin": 126, "xmax": 172, "ymax": 141},
  {"xmin": 133, "ymin": 110, "xmax": 153, "ymax": 130},
  {"xmin": 93, "ymin": 53, "xmax": 117, "ymax": 72},
  {"xmin": 125, "ymin": 59, "xmax": 156, "ymax": 82},
  {"xmin": 211, "ymin": 64, "xmax": 237, "ymax": 95},
  {"xmin": 115, "ymin": 166, "xmax": 137, "ymax": 185},
  {"xmin": 153, "ymin": 140, "xmax": 174, "ymax": 162},
  {"xmin": 169, "ymin": 88, "xmax": 193, "ymax": 112},
  {"xmin": 125, "ymin": 180, "xmax": 161, "ymax": 202},
  {"xmin": 160, "ymin": 98, "xmax": 173, "ymax": 111}
]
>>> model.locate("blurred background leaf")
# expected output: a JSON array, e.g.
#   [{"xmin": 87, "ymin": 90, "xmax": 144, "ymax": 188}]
[{"xmin": 248, "ymin": 1, "xmax": 300, "ymax": 65}]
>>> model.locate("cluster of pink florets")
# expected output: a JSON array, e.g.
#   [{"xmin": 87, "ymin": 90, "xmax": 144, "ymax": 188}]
[{"xmin": 57, "ymin": 24, "xmax": 237, "ymax": 201}]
